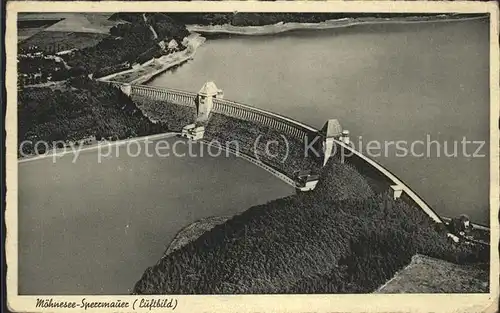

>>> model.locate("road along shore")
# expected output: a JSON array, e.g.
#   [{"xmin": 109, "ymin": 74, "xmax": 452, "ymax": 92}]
[{"xmin": 186, "ymin": 15, "xmax": 488, "ymax": 36}]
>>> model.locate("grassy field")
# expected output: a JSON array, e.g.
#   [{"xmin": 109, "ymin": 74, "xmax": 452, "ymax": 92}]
[
  {"xmin": 19, "ymin": 31, "xmax": 109, "ymax": 52},
  {"xmin": 376, "ymin": 254, "xmax": 489, "ymax": 293},
  {"xmin": 18, "ymin": 13, "xmax": 121, "ymax": 49},
  {"xmin": 18, "ymin": 26, "xmax": 57, "ymax": 42},
  {"xmin": 19, "ymin": 13, "xmax": 120, "ymax": 33}
]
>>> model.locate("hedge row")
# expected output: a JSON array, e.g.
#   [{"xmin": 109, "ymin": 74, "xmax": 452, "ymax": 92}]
[{"xmin": 133, "ymin": 157, "xmax": 488, "ymax": 294}]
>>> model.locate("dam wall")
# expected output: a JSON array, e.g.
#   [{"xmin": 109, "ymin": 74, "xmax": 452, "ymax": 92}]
[
  {"xmin": 212, "ymin": 98, "xmax": 314, "ymax": 141},
  {"xmin": 97, "ymin": 33, "xmax": 206, "ymax": 85},
  {"xmin": 130, "ymin": 84, "xmax": 197, "ymax": 107},
  {"xmin": 333, "ymin": 140, "xmax": 443, "ymax": 223},
  {"xmin": 125, "ymin": 84, "xmax": 317, "ymax": 141},
  {"xmin": 113, "ymin": 81, "xmax": 445, "ymax": 224}
]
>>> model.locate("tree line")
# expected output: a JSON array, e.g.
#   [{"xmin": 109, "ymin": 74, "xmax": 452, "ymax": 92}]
[
  {"xmin": 66, "ymin": 13, "xmax": 189, "ymax": 75},
  {"xmin": 17, "ymin": 13, "xmax": 191, "ymax": 83},
  {"xmin": 164, "ymin": 12, "xmax": 469, "ymax": 27}
]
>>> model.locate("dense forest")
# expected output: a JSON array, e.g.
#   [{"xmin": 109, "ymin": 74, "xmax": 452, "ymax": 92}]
[
  {"xmin": 18, "ymin": 78, "xmax": 166, "ymax": 156},
  {"xmin": 17, "ymin": 13, "xmax": 191, "ymax": 157},
  {"xmin": 17, "ymin": 55, "xmax": 85, "ymax": 86},
  {"xmin": 66, "ymin": 13, "xmax": 189, "ymax": 74},
  {"xmin": 133, "ymin": 157, "xmax": 488, "ymax": 294}
]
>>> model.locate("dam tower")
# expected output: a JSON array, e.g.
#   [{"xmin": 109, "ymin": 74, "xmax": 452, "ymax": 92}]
[
  {"xmin": 120, "ymin": 83, "xmax": 132, "ymax": 97},
  {"xmin": 321, "ymin": 119, "xmax": 343, "ymax": 166},
  {"xmin": 196, "ymin": 81, "xmax": 224, "ymax": 123}
]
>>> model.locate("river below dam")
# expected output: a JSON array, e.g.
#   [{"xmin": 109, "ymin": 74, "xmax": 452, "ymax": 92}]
[
  {"xmin": 148, "ymin": 18, "xmax": 491, "ymax": 225},
  {"xmin": 18, "ymin": 138, "xmax": 293, "ymax": 294}
]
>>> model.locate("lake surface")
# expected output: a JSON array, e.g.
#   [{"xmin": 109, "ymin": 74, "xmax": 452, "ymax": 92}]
[
  {"xmin": 149, "ymin": 18, "xmax": 491, "ymax": 224},
  {"xmin": 18, "ymin": 138, "xmax": 293, "ymax": 294}
]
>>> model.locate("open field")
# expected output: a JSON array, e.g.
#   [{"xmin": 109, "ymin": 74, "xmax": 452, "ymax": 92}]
[
  {"xmin": 19, "ymin": 31, "xmax": 109, "ymax": 52},
  {"xmin": 18, "ymin": 21, "xmax": 61, "ymax": 42},
  {"xmin": 376, "ymin": 254, "xmax": 489, "ymax": 293},
  {"xmin": 19, "ymin": 13, "xmax": 120, "ymax": 34},
  {"xmin": 18, "ymin": 13, "xmax": 124, "ymax": 50}
]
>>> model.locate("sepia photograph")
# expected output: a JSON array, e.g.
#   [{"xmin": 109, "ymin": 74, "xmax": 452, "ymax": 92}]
[{"xmin": 5, "ymin": 1, "xmax": 499, "ymax": 312}]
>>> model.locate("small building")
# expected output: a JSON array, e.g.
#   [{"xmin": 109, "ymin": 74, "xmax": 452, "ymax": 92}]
[
  {"xmin": 448, "ymin": 214, "xmax": 473, "ymax": 238},
  {"xmin": 181, "ymin": 124, "xmax": 205, "ymax": 141},
  {"xmin": 198, "ymin": 81, "xmax": 224, "ymax": 99},
  {"xmin": 181, "ymin": 124, "xmax": 195, "ymax": 137},
  {"xmin": 320, "ymin": 119, "xmax": 343, "ymax": 166},
  {"xmin": 158, "ymin": 40, "xmax": 166, "ymax": 50},
  {"xmin": 340, "ymin": 130, "xmax": 350, "ymax": 145},
  {"xmin": 167, "ymin": 39, "xmax": 179, "ymax": 51},
  {"xmin": 321, "ymin": 119, "xmax": 343, "ymax": 138},
  {"xmin": 295, "ymin": 170, "xmax": 320, "ymax": 192}
]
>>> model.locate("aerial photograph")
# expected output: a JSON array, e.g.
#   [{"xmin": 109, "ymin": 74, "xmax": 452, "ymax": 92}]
[{"xmin": 16, "ymin": 11, "xmax": 491, "ymax": 296}]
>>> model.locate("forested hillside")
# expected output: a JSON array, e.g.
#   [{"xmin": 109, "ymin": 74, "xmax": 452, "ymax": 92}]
[
  {"xmin": 133, "ymin": 158, "xmax": 488, "ymax": 294},
  {"xmin": 18, "ymin": 78, "xmax": 166, "ymax": 156}
]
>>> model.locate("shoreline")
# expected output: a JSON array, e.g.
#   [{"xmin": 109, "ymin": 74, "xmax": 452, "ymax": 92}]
[
  {"xmin": 97, "ymin": 33, "xmax": 206, "ymax": 85},
  {"xmin": 186, "ymin": 15, "xmax": 487, "ymax": 36},
  {"xmin": 97, "ymin": 15, "xmax": 487, "ymax": 85}
]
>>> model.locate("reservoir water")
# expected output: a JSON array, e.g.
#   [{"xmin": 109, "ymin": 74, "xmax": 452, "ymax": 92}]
[
  {"xmin": 148, "ymin": 18, "xmax": 490, "ymax": 225},
  {"xmin": 18, "ymin": 138, "xmax": 293, "ymax": 294}
]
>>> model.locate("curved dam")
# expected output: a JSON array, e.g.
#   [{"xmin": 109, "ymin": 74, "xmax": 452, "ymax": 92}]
[
  {"xmin": 113, "ymin": 81, "xmax": 445, "ymax": 224},
  {"xmin": 148, "ymin": 18, "xmax": 490, "ymax": 225}
]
